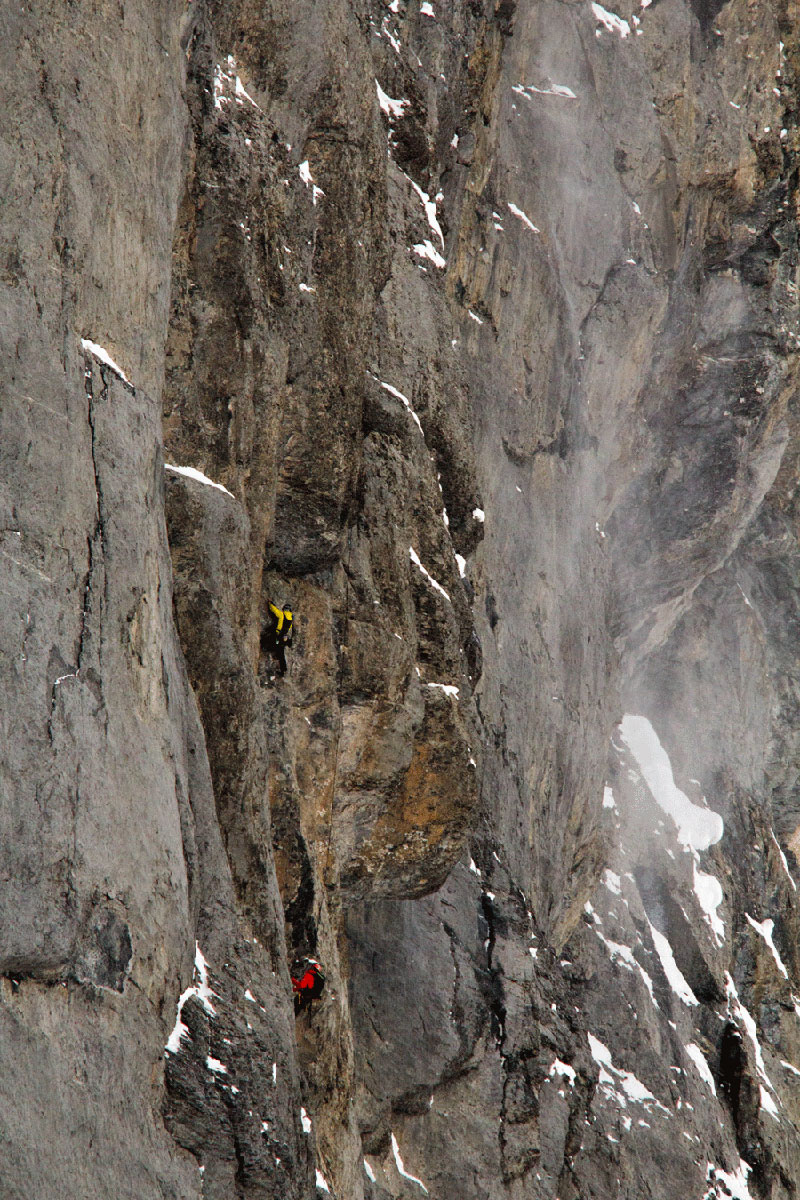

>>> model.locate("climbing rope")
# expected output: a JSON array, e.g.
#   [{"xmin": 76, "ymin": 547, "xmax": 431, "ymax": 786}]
[{"xmin": 314, "ymin": 522, "xmax": 354, "ymax": 922}]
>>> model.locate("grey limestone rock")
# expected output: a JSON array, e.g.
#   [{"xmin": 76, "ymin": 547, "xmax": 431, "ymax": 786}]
[{"xmin": 4, "ymin": 0, "xmax": 800, "ymax": 1197}]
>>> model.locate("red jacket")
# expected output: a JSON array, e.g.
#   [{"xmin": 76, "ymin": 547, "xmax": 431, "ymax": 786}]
[{"xmin": 292, "ymin": 968, "xmax": 318, "ymax": 994}]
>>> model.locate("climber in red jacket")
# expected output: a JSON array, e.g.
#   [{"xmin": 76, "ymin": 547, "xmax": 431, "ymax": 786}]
[{"xmin": 291, "ymin": 957, "xmax": 325, "ymax": 1014}]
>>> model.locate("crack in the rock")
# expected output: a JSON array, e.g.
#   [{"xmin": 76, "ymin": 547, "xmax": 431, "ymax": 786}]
[
  {"xmin": 479, "ymin": 889, "xmax": 513, "ymax": 1170},
  {"xmin": 84, "ymin": 359, "xmax": 108, "ymax": 564},
  {"xmin": 480, "ymin": 892, "xmax": 506, "ymax": 1044},
  {"xmin": 76, "ymin": 354, "xmax": 108, "ymax": 700}
]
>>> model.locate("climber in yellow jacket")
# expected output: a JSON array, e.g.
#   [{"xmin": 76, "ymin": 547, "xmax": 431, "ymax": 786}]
[{"xmin": 262, "ymin": 602, "xmax": 294, "ymax": 676}]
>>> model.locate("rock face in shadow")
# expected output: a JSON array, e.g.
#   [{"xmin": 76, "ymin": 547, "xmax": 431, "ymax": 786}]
[{"xmin": 4, "ymin": 0, "xmax": 800, "ymax": 1197}]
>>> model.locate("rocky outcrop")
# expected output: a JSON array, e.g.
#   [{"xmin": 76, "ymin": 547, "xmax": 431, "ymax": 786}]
[{"xmin": 4, "ymin": 0, "xmax": 800, "ymax": 1197}]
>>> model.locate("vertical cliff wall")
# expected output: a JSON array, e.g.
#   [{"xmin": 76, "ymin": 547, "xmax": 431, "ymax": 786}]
[{"xmin": 3, "ymin": 0, "xmax": 800, "ymax": 1197}]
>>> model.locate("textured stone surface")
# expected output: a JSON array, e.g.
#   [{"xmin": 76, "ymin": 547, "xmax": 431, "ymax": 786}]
[{"xmin": 4, "ymin": 0, "xmax": 800, "ymax": 1197}]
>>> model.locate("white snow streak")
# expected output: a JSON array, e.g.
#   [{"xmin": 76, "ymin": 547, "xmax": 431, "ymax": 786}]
[
  {"xmin": 403, "ymin": 174, "xmax": 445, "ymax": 247},
  {"xmin": 371, "ymin": 374, "xmax": 424, "ymax": 433},
  {"xmin": 409, "ymin": 547, "xmax": 451, "ymax": 601},
  {"xmin": 300, "ymin": 1108, "xmax": 312, "ymax": 1134},
  {"xmin": 382, "ymin": 21, "xmax": 402, "ymax": 54},
  {"xmin": 165, "ymin": 944, "xmax": 217, "ymax": 1054},
  {"xmin": 587, "ymin": 1034, "xmax": 668, "ymax": 1113},
  {"xmin": 206, "ymin": 1056, "xmax": 228, "ymax": 1074},
  {"xmin": 620, "ymin": 716, "xmax": 726, "ymax": 943},
  {"xmin": 472, "ymin": 507, "xmax": 485, "ymax": 522},
  {"xmin": 619, "ymin": 715, "xmax": 724, "ymax": 852},
  {"xmin": 164, "ymin": 463, "xmax": 235, "ymax": 499},
  {"xmin": 298, "ymin": 160, "xmax": 325, "ymax": 205},
  {"xmin": 595, "ymin": 932, "xmax": 634, "ymax": 970},
  {"xmin": 603, "ymin": 785, "xmax": 617, "ymax": 810},
  {"xmin": 420, "ymin": 1, "xmax": 435, "ymax": 13},
  {"xmin": 771, "ymin": 831, "xmax": 797, "ymax": 890},
  {"xmin": 693, "ymin": 865, "xmax": 725, "ymax": 946},
  {"xmin": 512, "ymin": 81, "xmax": 576, "ymax": 100},
  {"xmin": 213, "ymin": 56, "xmax": 261, "ymax": 111},
  {"xmin": 376, "ymin": 80, "xmax": 409, "ymax": 119},
  {"xmin": 413, "ymin": 239, "xmax": 446, "ymax": 268},
  {"xmin": 602, "ymin": 869, "xmax": 621, "ymax": 895},
  {"xmin": 80, "ymin": 337, "xmax": 132, "ymax": 386},
  {"xmin": 745, "ymin": 914, "xmax": 788, "ymax": 978},
  {"xmin": 391, "ymin": 1133, "xmax": 429, "ymax": 1193},
  {"xmin": 315, "ymin": 1169, "xmax": 331, "ymax": 1193},
  {"xmin": 427, "ymin": 682, "xmax": 460, "ymax": 698},
  {"xmin": 594, "ymin": 929, "xmax": 658, "ymax": 1006},
  {"xmin": 647, "ymin": 921, "xmax": 698, "ymax": 1007},
  {"xmin": 364, "ymin": 1159, "xmax": 377, "ymax": 1181},
  {"xmin": 685, "ymin": 1043, "xmax": 716, "ymax": 1095},
  {"xmin": 591, "ymin": 2, "xmax": 630, "ymax": 36},
  {"xmin": 725, "ymin": 973, "xmax": 779, "ymax": 1119},
  {"xmin": 707, "ymin": 1160, "xmax": 755, "ymax": 1200},
  {"xmin": 549, "ymin": 1059, "xmax": 577, "ymax": 1085},
  {"xmin": 507, "ymin": 202, "xmax": 540, "ymax": 233},
  {"xmin": 234, "ymin": 76, "xmax": 259, "ymax": 109}
]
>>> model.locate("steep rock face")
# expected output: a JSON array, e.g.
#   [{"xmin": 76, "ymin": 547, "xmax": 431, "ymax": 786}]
[
  {"xmin": 160, "ymin": 0, "xmax": 485, "ymax": 1189},
  {"xmin": 4, "ymin": 0, "xmax": 800, "ymax": 1198},
  {"xmin": 0, "ymin": 3, "xmax": 309, "ymax": 1198}
]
